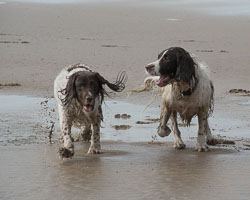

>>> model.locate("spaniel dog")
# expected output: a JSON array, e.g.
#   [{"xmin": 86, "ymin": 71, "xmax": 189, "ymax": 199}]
[
  {"xmin": 54, "ymin": 64, "xmax": 127, "ymax": 158},
  {"xmin": 145, "ymin": 47, "xmax": 214, "ymax": 151}
]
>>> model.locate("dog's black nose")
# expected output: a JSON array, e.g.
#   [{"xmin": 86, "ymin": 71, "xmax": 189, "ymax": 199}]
[
  {"xmin": 146, "ymin": 64, "xmax": 154, "ymax": 72},
  {"xmin": 86, "ymin": 96, "xmax": 93, "ymax": 103}
]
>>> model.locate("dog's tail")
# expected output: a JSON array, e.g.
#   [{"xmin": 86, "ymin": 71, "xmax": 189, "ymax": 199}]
[{"xmin": 208, "ymin": 81, "xmax": 214, "ymax": 116}]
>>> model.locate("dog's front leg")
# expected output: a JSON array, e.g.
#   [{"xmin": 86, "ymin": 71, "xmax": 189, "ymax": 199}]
[
  {"xmin": 171, "ymin": 111, "xmax": 185, "ymax": 149},
  {"xmin": 157, "ymin": 101, "xmax": 171, "ymax": 137},
  {"xmin": 196, "ymin": 112, "xmax": 209, "ymax": 152},
  {"xmin": 88, "ymin": 115, "xmax": 102, "ymax": 154},
  {"xmin": 59, "ymin": 115, "xmax": 74, "ymax": 158}
]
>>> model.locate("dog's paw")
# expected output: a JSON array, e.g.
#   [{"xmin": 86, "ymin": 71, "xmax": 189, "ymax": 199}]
[
  {"xmin": 82, "ymin": 131, "xmax": 91, "ymax": 142},
  {"xmin": 174, "ymin": 141, "xmax": 186, "ymax": 149},
  {"xmin": 71, "ymin": 134, "xmax": 81, "ymax": 142},
  {"xmin": 87, "ymin": 143, "xmax": 102, "ymax": 154},
  {"xmin": 59, "ymin": 147, "xmax": 74, "ymax": 158},
  {"xmin": 195, "ymin": 144, "xmax": 209, "ymax": 152},
  {"xmin": 157, "ymin": 126, "xmax": 171, "ymax": 137}
]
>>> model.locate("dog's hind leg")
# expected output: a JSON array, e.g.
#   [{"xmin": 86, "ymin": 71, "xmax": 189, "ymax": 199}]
[
  {"xmin": 171, "ymin": 111, "xmax": 186, "ymax": 149},
  {"xmin": 82, "ymin": 124, "xmax": 91, "ymax": 142},
  {"xmin": 205, "ymin": 119, "xmax": 215, "ymax": 145},
  {"xmin": 196, "ymin": 112, "xmax": 209, "ymax": 152},
  {"xmin": 157, "ymin": 101, "xmax": 171, "ymax": 137}
]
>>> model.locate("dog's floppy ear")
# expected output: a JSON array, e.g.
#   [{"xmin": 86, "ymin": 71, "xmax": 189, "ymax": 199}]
[
  {"xmin": 95, "ymin": 71, "xmax": 127, "ymax": 92},
  {"xmin": 175, "ymin": 50, "xmax": 196, "ymax": 83},
  {"xmin": 158, "ymin": 49, "xmax": 168, "ymax": 59},
  {"xmin": 59, "ymin": 72, "xmax": 80, "ymax": 107}
]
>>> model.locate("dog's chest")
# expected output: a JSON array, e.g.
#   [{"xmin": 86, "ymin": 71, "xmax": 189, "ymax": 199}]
[
  {"xmin": 172, "ymin": 99, "xmax": 198, "ymax": 114},
  {"xmin": 164, "ymin": 86, "xmax": 199, "ymax": 117},
  {"xmin": 68, "ymin": 101, "xmax": 91, "ymax": 125}
]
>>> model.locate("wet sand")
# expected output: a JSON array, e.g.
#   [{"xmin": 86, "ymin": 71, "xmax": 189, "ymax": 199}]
[
  {"xmin": 1, "ymin": 0, "xmax": 250, "ymax": 200},
  {"xmin": 1, "ymin": 142, "xmax": 250, "ymax": 200}
]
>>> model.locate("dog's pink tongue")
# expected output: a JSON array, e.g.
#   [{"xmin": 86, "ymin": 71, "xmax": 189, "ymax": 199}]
[
  {"xmin": 156, "ymin": 76, "xmax": 170, "ymax": 87},
  {"xmin": 84, "ymin": 105, "xmax": 93, "ymax": 112},
  {"xmin": 156, "ymin": 77, "xmax": 166, "ymax": 87},
  {"xmin": 156, "ymin": 78, "xmax": 162, "ymax": 86}
]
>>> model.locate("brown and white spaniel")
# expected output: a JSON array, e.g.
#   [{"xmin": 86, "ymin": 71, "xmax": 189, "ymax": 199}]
[
  {"xmin": 54, "ymin": 64, "xmax": 127, "ymax": 158},
  {"xmin": 146, "ymin": 47, "xmax": 214, "ymax": 151}
]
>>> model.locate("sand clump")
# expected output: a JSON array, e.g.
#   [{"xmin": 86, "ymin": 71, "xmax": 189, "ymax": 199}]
[
  {"xmin": 229, "ymin": 89, "xmax": 250, "ymax": 95},
  {"xmin": 112, "ymin": 125, "xmax": 132, "ymax": 130},
  {"xmin": 0, "ymin": 83, "xmax": 21, "ymax": 87},
  {"xmin": 114, "ymin": 114, "xmax": 131, "ymax": 119}
]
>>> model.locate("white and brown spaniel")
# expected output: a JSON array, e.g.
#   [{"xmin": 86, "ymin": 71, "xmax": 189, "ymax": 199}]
[
  {"xmin": 54, "ymin": 64, "xmax": 127, "ymax": 158},
  {"xmin": 146, "ymin": 47, "xmax": 214, "ymax": 151}
]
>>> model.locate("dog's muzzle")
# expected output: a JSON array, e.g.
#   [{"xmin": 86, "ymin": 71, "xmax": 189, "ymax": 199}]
[
  {"xmin": 83, "ymin": 93, "xmax": 95, "ymax": 112},
  {"xmin": 145, "ymin": 64, "xmax": 155, "ymax": 74}
]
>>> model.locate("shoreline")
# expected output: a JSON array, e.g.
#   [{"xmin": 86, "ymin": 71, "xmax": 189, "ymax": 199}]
[{"xmin": 0, "ymin": 93, "xmax": 249, "ymax": 148}]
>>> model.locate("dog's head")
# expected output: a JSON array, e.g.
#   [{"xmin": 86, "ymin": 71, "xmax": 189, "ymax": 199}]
[
  {"xmin": 145, "ymin": 47, "xmax": 196, "ymax": 87},
  {"xmin": 60, "ymin": 71, "xmax": 127, "ymax": 112}
]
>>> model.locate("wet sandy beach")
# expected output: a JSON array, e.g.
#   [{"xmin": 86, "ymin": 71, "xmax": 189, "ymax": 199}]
[
  {"xmin": 1, "ymin": 142, "xmax": 250, "ymax": 200},
  {"xmin": 1, "ymin": 0, "xmax": 250, "ymax": 199}
]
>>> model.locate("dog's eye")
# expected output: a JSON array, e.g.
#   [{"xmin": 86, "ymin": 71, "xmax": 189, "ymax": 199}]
[
  {"xmin": 76, "ymin": 85, "xmax": 84, "ymax": 90},
  {"xmin": 76, "ymin": 83, "xmax": 86, "ymax": 90},
  {"xmin": 163, "ymin": 55, "xmax": 169, "ymax": 61}
]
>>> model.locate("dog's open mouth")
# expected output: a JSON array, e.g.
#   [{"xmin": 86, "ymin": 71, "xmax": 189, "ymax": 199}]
[
  {"xmin": 83, "ymin": 104, "xmax": 94, "ymax": 112},
  {"xmin": 156, "ymin": 76, "xmax": 171, "ymax": 87}
]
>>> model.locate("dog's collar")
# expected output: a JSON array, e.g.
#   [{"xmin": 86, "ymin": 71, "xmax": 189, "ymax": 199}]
[
  {"xmin": 182, "ymin": 87, "xmax": 195, "ymax": 96},
  {"xmin": 181, "ymin": 77, "xmax": 198, "ymax": 97}
]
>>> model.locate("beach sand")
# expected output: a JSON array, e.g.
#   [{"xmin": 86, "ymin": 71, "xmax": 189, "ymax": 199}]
[{"xmin": 0, "ymin": 1, "xmax": 250, "ymax": 199}]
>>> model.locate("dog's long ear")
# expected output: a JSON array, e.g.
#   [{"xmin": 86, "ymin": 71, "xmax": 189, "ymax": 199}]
[
  {"xmin": 175, "ymin": 50, "xmax": 196, "ymax": 83},
  {"xmin": 95, "ymin": 71, "xmax": 127, "ymax": 92},
  {"xmin": 158, "ymin": 48, "xmax": 168, "ymax": 59},
  {"xmin": 59, "ymin": 72, "xmax": 80, "ymax": 107}
]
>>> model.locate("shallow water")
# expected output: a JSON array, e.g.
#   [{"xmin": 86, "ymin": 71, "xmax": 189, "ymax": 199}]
[
  {"xmin": 0, "ymin": 95, "xmax": 249, "ymax": 146},
  {"xmin": 2, "ymin": 0, "xmax": 250, "ymax": 16},
  {"xmin": 0, "ymin": 95, "xmax": 165, "ymax": 145},
  {"xmin": 0, "ymin": 95, "xmax": 50, "ymax": 145},
  {"xmin": 146, "ymin": 0, "xmax": 250, "ymax": 16},
  {"xmin": 240, "ymin": 100, "xmax": 250, "ymax": 105},
  {"xmin": 3, "ymin": 0, "xmax": 124, "ymax": 3}
]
